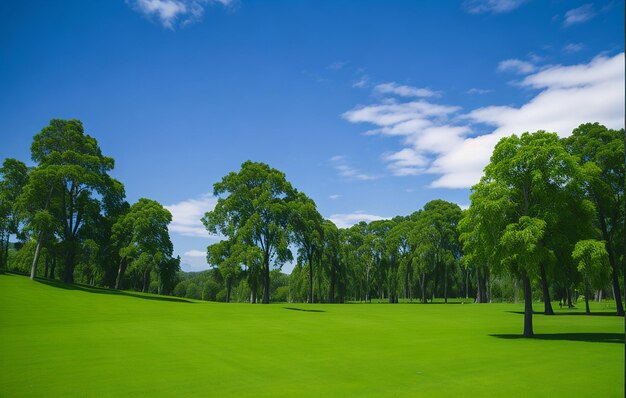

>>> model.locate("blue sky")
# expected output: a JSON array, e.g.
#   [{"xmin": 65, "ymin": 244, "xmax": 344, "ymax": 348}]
[{"xmin": 1, "ymin": 0, "xmax": 624, "ymax": 272}]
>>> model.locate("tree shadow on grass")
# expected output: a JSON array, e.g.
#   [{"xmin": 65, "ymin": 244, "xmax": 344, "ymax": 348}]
[
  {"xmin": 34, "ymin": 277, "xmax": 193, "ymax": 304},
  {"xmin": 283, "ymin": 307, "xmax": 325, "ymax": 313},
  {"xmin": 505, "ymin": 310, "xmax": 620, "ymax": 317},
  {"xmin": 491, "ymin": 333, "xmax": 624, "ymax": 344}
]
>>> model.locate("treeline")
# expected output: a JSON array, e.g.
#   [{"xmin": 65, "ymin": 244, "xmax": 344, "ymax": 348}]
[
  {"xmin": 2, "ymin": 120, "xmax": 624, "ymax": 335},
  {"xmin": 0, "ymin": 119, "xmax": 181, "ymax": 294},
  {"xmin": 200, "ymin": 123, "xmax": 624, "ymax": 330}
]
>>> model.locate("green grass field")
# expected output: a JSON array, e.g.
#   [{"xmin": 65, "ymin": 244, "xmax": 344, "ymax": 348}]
[{"xmin": 0, "ymin": 272, "xmax": 623, "ymax": 397}]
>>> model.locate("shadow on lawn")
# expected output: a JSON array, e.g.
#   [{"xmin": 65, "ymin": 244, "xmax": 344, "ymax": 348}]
[
  {"xmin": 505, "ymin": 310, "xmax": 620, "ymax": 317},
  {"xmin": 283, "ymin": 307, "xmax": 325, "ymax": 313},
  {"xmin": 34, "ymin": 277, "xmax": 193, "ymax": 304},
  {"xmin": 491, "ymin": 333, "xmax": 624, "ymax": 344}
]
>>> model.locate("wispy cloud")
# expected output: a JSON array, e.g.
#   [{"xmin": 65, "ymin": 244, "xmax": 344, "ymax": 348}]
[
  {"xmin": 127, "ymin": 0, "xmax": 233, "ymax": 29},
  {"xmin": 330, "ymin": 155, "xmax": 379, "ymax": 181},
  {"xmin": 327, "ymin": 61, "xmax": 348, "ymax": 70},
  {"xmin": 563, "ymin": 43, "xmax": 584, "ymax": 53},
  {"xmin": 353, "ymin": 74, "xmax": 369, "ymax": 88},
  {"xmin": 329, "ymin": 194, "xmax": 341, "ymax": 200},
  {"xmin": 467, "ymin": 88, "xmax": 493, "ymax": 95},
  {"xmin": 374, "ymin": 82, "xmax": 440, "ymax": 98},
  {"xmin": 165, "ymin": 193, "xmax": 218, "ymax": 237},
  {"xmin": 497, "ymin": 59, "xmax": 537, "ymax": 74},
  {"xmin": 343, "ymin": 52, "xmax": 625, "ymax": 189},
  {"xmin": 329, "ymin": 212, "xmax": 388, "ymax": 229},
  {"xmin": 563, "ymin": 4, "xmax": 596, "ymax": 27},
  {"xmin": 462, "ymin": 0, "xmax": 527, "ymax": 14}
]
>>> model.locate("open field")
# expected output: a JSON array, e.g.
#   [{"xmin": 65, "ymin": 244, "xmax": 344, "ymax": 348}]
[{"xmin": 0, "ymin": 272, "xmax": 623, "ymax": 397}]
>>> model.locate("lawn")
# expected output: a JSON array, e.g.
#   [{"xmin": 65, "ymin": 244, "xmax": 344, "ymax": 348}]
[{"xmin": 0, "ymin": 272, "xmax": 623, "ymax": 397}]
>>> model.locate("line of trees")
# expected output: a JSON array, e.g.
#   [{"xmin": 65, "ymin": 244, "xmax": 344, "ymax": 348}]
[
  {"xmin": 199, "ymin": 124, "xmax": 624, "ymax": 333},
  {"xmin": 2, "ymin": 120, "xmax": 623, "ymax": 335},
  {"xmin": 1, "ymin": 119, "xmax": 180, "ymax": 294}
]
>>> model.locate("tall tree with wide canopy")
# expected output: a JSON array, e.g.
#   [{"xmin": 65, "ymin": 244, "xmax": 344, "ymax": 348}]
[
  {"xmin": 29, "ymin": 119, "xmax": 120, "ymax": 283},
  {"xmin": 112, "ymin": 198, "xmax": 173, "ymax": 290},
  {"xmin": 564, "ymin": 123, "xmax": 625, "ymax": 315},
  {"xmin": 0, "ymin": 158, "xmax": 29, "ymax": 268},
  {"xmin": 486, "ymin": 131, "xmax": 582, "ymax": 315},
  {"xmin": 203, "ymin": 161, "xmax": 296, "ymax": 304}
]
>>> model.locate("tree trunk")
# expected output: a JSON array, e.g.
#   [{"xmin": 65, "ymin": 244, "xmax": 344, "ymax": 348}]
[
  {"xmin": 226, "ymin": 280, "xmax": 231, "ymax": 303},
  {"xmin": 539, "ymin": 263, "xmax": 554, "ymax": 315},
  {"xmin": 444, "ymin": 265, "xmax": 448, "ymax": 304},
  {"xmin": 50, "ymin": 257, "xmax": 56, "ymax": 279},
  {"xmin": 329, "ymin": 267, "xmax": 335, "ymax": 304},
  {"xmin": 584, "ymin": 283, "xmax": 591, "ymax": 314},
  {"xmin": 308, "ymin": 256, "xmax": 313, "ymax": 303},
  {"xmin": 30, "ymin": 231, "xmax": 44, "ymax": 280},
  {"xmin": 62, "ymin": 244, "xmax": 75, "ymax": 283},
  {"xmin": 567, "ymin": 288, "xmax": 573, "ymax": 308},
  {"xmin": 514, "ymin": 279, "xmax": 518, "ymax": 304},
  {"xmin": 3, "ymin": 234, "xmax": 9, "ymax": 268},
  {"xmin": 476, "ymin": 269, "xmax": 483, "ymax": 303},
  {"xmin": 142, "ymin": 267, "xmax": 149, "ymax": 292},
  {"xmin": 262, "ymin": 251, "xmax": 270, "ymax": 304},
  {"xmin": 522, "ymin": 273, "xmax": 534, "ymax": 337},
  {"xmin": 115, "ymin": 257, "xmax": 127, "ymax": 290},
  {"xmin": 421, "ymin": 272, "xmax": 426, "ymax": 303},
  {"xmin": 598, "ymin": 210, "xmax": 625, "ymax": 315}
]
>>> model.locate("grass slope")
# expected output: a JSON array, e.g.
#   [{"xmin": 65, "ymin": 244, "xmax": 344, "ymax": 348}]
[{"xmin": 0, "ymin": 273, "xmax": 623, "ymax": 397}]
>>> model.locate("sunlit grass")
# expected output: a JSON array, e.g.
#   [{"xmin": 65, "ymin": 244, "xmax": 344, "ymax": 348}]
[{"xmin": 0, "ymin": 272, "xmax": 622, "ymax": 397}]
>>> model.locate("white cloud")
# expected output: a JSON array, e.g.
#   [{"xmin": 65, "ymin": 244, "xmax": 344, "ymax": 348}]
[
  {"xmin": 433, "ymin": 53, "xmax": 625, "ymax": 188},
  {"xmin": 330, "ymin": 155, "xmax": 379, "ymax": 181},
  {"xmin": 329, "ymin": 212, "xmax": 389, "ymax": 229},
  {"xmin": 183, "ymin": 249, "xmax": 206, "ymax": 257},
  {"xmin": 463, "ymin": 0, "xmax": 527, "ymax": 14},
  {"xmin": 497, "ymin": 59, "xmax": 537, "ymax": 74},
  {"xmin": 374, "ymin": 82, "xmax": 439, "ymax": 98},
  {"xmin": 563, "ymin": 4, "xmax": 595, "ymax": 27},
  {"xmin": 165, "ymin": 193, "xmax": 218, "ymax": 237},
  {"xmin": 329, "ymin": 194, "xmax": 341, "ymax": 200},
  {"xmin": 128, "ymin": 0, "xmax": 233, "ymax": 29},
  {"xmin": 343, "ymin": 52, "xmax": 625, "ymax": 190}
]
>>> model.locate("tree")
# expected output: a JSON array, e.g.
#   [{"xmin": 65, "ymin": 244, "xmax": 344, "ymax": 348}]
[
  {"xmin": 321, "ymin": 220, "xmax": 343, "ymax": 303},
  {"xmin": 29, "ymin": 119, "xmax": 120, "ymax": 283},
  {"xmin": 411, "ymin": 200, "xmax": 462, "ymax": 303},
  {"xmin": 0, "ymin": 159, "xmax": 29, "ymax": 268},
  {"xmin": 500, "ymin": 217, "xmax": 548, "ymax": 337},
  {"xmin": 564, "ymin": 123, "xmax": 625, "ymax": 315},
  {"xmin": 488, "ymin": 132, "xmax": 582, "ymax": 315},
  {"xmin": 207, "ymin": 240, "xmax": 245, "ymax": 302},
  {"xmin": 112, "ymin": 198, "xmax": 173, "ymax": 290},
  {"xmin": 291, "ymin": 192, "xmax": 323, "ymax": 303},
  {"xmin": 203, "ymin": 161, "xmax": 296, "ymax": 304},
  {"xmin": 572, "ymin": 240, "xmax": 611, "ymax": 314}
]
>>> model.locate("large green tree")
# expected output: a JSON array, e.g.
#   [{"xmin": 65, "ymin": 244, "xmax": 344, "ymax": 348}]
[
  {"xmin": 112, "ymin": 198, "xmax": 174, "ymax": 291},
  {"xmin": 28, "ymin": 119, "xmax": 121, "ymax": 283},
  {"xmin": 203, "ymin": 161, "xmax": 296, "ymax": 304},
  {"xmin": 564, "ymin": 123, "xmax": 625, "ymax": 315}
]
